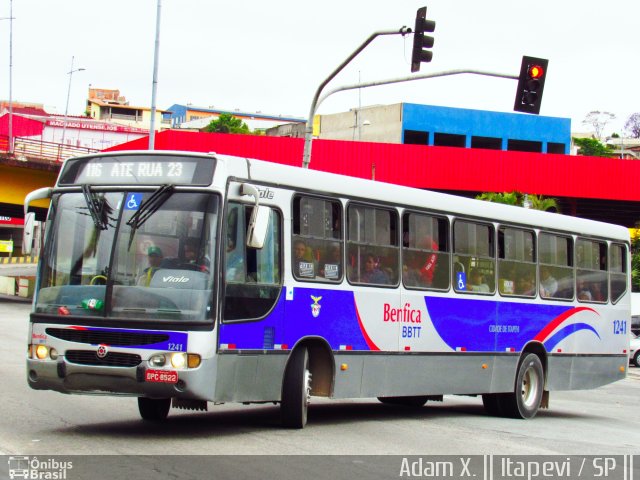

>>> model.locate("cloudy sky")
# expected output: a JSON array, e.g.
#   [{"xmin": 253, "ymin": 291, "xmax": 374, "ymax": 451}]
[{"xmin": 1, "ymin": 0, "xmax": 637, "ymax": 135}]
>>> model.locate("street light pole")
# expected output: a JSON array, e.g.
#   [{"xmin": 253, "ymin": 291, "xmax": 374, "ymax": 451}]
[
  {"xmin": 149, "ymin": 0, "xmax": 162, "ymax": 150},
  {"xmin": 61, "ymin": 56, "xmax": 85, "ymax": 147},
  {"xmin": 1, "ymin": 0, "xmax": 15, "ymax": 155}
]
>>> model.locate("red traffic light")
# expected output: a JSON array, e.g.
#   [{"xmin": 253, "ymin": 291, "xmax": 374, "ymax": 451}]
[{"xmin": 528, "ymin": 65, "xmax": 544, "ymax": 79}]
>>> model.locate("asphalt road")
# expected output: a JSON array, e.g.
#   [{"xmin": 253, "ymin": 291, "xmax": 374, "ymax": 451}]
[{"xmin": 1, "ymin": 300, "xmax": 639, "ymax": 479}]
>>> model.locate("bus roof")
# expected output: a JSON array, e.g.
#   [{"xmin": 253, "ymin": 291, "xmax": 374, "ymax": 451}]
[{"xmin": 63, "ymin": 150, "xmax": 630, "ymax": 243}]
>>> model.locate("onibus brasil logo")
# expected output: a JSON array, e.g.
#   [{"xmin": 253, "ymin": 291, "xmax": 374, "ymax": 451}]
[{"xmin": 7, "ymin": 456, "xmax": 73, "ymax": 479}]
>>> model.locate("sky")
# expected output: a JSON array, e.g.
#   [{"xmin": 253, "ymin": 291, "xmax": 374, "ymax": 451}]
[{"xmin": 1, "ymin": 0, "xmax": 638, "ymax": 136}]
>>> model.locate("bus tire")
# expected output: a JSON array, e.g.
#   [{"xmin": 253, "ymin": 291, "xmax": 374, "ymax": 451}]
[
  {"xmin": 281, "ymin": 347, "xmax": 311, "ymax": 429},
  {"xmin": 501, "ymin": 353, "xmax": 544, "ymax": 419},
  {"xmin": 633, "ymin": 351, "xmax": 640, "ymax": 368},
  {"xmin": 481, "ymin": 393, "xmax": 505, "ymax": 416},
  {"xmin": 138, "ymin": 397, "xmax": 171, "ymax": 421},
  {"xmin": 377, "ymin": 396, "xmax": 429, "ymax": 407}
]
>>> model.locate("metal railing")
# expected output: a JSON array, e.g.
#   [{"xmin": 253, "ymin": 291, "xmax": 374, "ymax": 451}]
[{"xmin": 0, "ymin": 135, "xmax": 100, "ymax": 164}]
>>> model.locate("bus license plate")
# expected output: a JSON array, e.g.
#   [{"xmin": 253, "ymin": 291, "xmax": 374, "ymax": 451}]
[{"xmin": 145, "ymin": 369, "xmax": 178, "ymax": 384}]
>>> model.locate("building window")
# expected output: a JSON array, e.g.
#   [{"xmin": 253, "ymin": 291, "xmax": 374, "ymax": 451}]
[
  {"xmin": 471, "ymin": 136, "xmax": 502, "ymax": 150},
  {"xmin": 403, "ymin": 130, "xmax": 429, "ymax": 145},
  {"xmin": 507, "ymin": 139, "xmax": 542, "ymax": 153},
  {"xmin": 434, "ymin": 133, "xmax": 466, "ymax": 148}
]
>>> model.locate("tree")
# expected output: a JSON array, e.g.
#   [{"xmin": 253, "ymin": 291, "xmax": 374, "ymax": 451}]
[
  {"xmin": 632, "ymin": 227, "xmax": 640, "ymax": 292},
  {"xmin": 582, "ymin": 111, "xmax": 616, "ymax": 140},
  {"xmin": 572, "ymin": 137, "xmax": 615, "ymax": 157},
  {"xmin": 624, "ymin": 113, "xmax": 640, "ymax": 139},
  {"xmin": 475, "ymin": 192, "xmax": 522, "ymax": 206},
  {"xmin": 475, "ymin": 192, "xmax": 559, "ymax": 212},
  {"xmin": 203, "ymin": 113, "xmax": 251, "ymax": 134}
]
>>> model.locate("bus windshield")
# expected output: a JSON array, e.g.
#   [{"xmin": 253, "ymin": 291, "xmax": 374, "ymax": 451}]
[{"xmin": 35, "ymin": 190, "xmax": 219, "ymax": 325}]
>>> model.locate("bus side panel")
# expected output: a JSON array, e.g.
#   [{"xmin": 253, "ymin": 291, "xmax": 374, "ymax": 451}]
[
  {"xmin": 332, "ymin": 353, "xmax": 518, "ymax": 398},
  {"xmin": 545, "ymin": 354, "xmax": 626, "ymax": 391},
  {"xmin": 214, "ymin": 353, "xmax": 287, "ymax": 403}
]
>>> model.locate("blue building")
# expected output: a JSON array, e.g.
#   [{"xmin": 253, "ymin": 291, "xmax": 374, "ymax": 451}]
[{"xmin": 316, "ymin": 103, "xmax": 571, "ymax": 154}]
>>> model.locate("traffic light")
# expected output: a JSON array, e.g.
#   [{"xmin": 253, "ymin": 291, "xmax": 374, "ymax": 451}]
[
  {"xmin": 513, "ymin": 56, "xmax": 549, "ymax": 114},
  {"xmin": 411, "ymin": 7, "xmax": 436, "ymax": 73}
]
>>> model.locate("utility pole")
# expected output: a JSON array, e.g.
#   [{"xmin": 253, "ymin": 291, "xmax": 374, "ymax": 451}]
[{"xmin": 149, "ymin": 0, "xmax": 162, "ymax": 150}]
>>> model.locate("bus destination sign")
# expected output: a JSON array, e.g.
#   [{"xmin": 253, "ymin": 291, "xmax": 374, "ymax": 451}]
[{"xmin": 59, "ymin": 154, "xmax": 216, "ymax": 186}]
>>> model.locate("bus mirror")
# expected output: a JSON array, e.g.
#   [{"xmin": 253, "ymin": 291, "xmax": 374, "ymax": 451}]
[
  {"xmin": 23, "ymin": 212, "xmax": 35, "ymax": 255},
  {"xmin": 23, "ymin": 187, "xmax": 52, "ymax": 256},
  {"xmin": 24, "ymin": 187, "xmax": 53, "ymax": 216},
  {"xmin": 246, "ymin": 205, "xmax": 271, "ymax": 249}
]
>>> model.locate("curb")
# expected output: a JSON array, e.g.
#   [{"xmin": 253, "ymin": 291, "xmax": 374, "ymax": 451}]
[{"xmin": 0, "ymin": 256, "xmax": 38, "ymax": 265}]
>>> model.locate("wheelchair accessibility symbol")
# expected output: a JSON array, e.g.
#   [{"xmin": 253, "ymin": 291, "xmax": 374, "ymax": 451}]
[
  {"xmin": 456, "ymin": 272, "xmax": 467, "ymax": 291},
  {"xmin": 125, "ymin": 193, "xmax": 143, "ymax": 210}
]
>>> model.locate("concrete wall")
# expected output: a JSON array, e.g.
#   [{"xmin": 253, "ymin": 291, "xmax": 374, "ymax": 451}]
[{"xmin": 318, "ymin": 104, "xmax": 403, "ymax": 143}]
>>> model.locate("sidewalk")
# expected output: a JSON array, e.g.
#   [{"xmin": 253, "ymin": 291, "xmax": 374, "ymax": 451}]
[{"xmin": 0, "ymin": 292, "xmax": 31, "ymax": 303}]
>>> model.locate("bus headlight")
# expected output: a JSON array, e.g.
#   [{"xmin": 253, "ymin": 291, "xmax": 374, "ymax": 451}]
[
  {"xmin": 35, "ymin": 345, "xmax": 49, "ymax": 360},
  {"xmin": 170, "ymin": 352, "xmax": 187, "ymax": 369},
  {"xmin": 149, "ymin": 354, "xmax": 166, "ymax": 367}
]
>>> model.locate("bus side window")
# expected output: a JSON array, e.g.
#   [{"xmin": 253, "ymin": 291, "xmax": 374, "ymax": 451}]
[
  {"xmin": 292, "ymin": 195, "xmax": 343, "ymax": 282},
  {"xmin": 539, "ymin": 232, "xmax": 574, "ymax": 300},
  {"xmin": 576, "ymin": 238, "xmax": 608, "ymax": 303},
  {"xmin": 498, "ymin": 227, "xmax": 536, "ymax": 297},
  {"xmin": 346, "ymin": 203, "xmax": 399, "ymax": 287},
  {"xmin": 609, "ymin": 243, "xmax": 627, "ymax": 304},
  {"xmin": 223, "ymin": 202, "xmax": 282, "ymax": 321},
  {"xmin": 453, "ymin": 220, "xmax": 495, "ymax": 294},
  {"xmin": 402, "ymin": 211, "xmax": 450, "ymax": 291}
]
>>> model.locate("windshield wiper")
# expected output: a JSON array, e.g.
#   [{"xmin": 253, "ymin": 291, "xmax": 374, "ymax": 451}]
[
  {"xmin": 82, "ymin": 184, "xmax": 110, "ymax": 230},
  {"xmin": 126, "ymin": 184, "xmax": 174, "ymax": 249}
]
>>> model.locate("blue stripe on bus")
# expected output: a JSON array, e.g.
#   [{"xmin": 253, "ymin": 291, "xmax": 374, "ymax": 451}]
[
  {"xmin": 542, "ymin": 323, "xmax": 600, "ymax": 352},
  {"xmin": 218, "ymin": 288, "xmax": 371, "ymax": 351},
  {"xmin": 218, "ymin": 288, "xmax": 602, "ymax": 352}
]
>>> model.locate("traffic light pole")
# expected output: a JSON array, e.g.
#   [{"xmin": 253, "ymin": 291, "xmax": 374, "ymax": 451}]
[
  {"xmin": 301, "ymin": 27, "xmax": 412, "ymax": 169},
  {"xmin": 302, "ymin": 68, "xmax": 518, "ymax": 168}
]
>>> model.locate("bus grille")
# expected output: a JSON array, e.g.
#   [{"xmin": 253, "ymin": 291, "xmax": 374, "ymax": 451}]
[
  {"xmin": 46, "ymin": 328, "xmax": 169, "ymax": 347},
  {"xmin": 66, "ymin": 350, "xmax": 142, "ymax": 367}
]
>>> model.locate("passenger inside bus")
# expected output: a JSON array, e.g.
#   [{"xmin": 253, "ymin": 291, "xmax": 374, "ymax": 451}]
[
  {"xmin": 293, "ymin": 239, "xmax": 316, "ymax": 278},
  {"xmin": 467, "ymin": 268, "xmax": 490, "ymax": 292},
  {"xmin": 137, "ymin": 246, "xmax": 163, "ymax": 286},
  {"xmin": 361, "ymin": 253, "xmax": 390, "ymax": 285},
  {"xmin": 319, "ymin": 242, "xmax": 342, "ymax": 280}
]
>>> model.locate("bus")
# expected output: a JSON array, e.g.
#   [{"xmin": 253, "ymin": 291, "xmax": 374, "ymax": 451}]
[{"xmin": 23, "ymin": 150, "xmax": 631, "ymax": 428}]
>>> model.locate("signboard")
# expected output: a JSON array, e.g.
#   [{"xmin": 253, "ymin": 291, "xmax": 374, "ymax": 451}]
[
  {"xmin": 0, "ymin": 240, "xmax": 14, "ymax": 253},
  {"xmin": 0, "ymin": 216, "xmax": 24, "ymax": 226},
  {"xmin": 58, "ymin": 154, "xmax": 216, "ymax": 186}
]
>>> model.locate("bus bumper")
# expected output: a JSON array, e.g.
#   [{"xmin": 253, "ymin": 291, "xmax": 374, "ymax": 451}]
[{"xmin": 26, "ymin": 356, "xmax": 218, "ymax": 401}]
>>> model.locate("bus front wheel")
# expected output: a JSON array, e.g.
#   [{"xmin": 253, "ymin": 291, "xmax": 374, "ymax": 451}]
[
  {"xmin": 281, "ymin": 347, "xmax": 311, "ymax": 429},
  {"xmin": 500, "ymin": 353, "xmax": 544, "ymax": 419},
  {"xmin": 138, "ymin": 397, "xmax": 171, "ymax": 421}
]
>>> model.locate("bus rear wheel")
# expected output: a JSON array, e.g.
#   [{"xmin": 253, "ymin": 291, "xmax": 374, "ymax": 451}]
[
  {"xmin": 138, "ymin": 397, "xmax": 171, "ymax": 421},
  {"xmin": 281, "ymin": 347, "xmax": 311, "ymax": 429},
  {"xmin": 377, "ymin": 396, "xmax": 429, "ymax": 407},
  {"xmin": 500, "ymin": 353, "xmax": 544, "ymax": 419}
]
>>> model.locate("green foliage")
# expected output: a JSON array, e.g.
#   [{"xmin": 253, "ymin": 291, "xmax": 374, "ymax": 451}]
[
  {"xmin": 475, "ymin": 192, "xmax": 559, "ymax": 212},
  {"xmin": 203, "ymin": 113, "xmax": 251, "ymax": 134},
  {"xmin": 632, "ymin": 229, "xmax": 640, "ymax": 292},
  {"xmin": 572, "ymin": 137, "xmax": 615, "ymax": 157}
]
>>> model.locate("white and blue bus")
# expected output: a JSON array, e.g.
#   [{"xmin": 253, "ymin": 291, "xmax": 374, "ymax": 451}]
[{"xmin": 24, "ymin": 150, "xmax": 631, "ymax": 428}]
